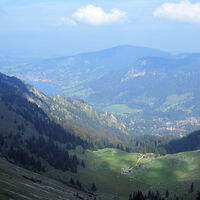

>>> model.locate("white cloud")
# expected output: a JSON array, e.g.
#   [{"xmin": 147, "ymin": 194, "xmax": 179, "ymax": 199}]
[
  {"xmin": 154, "ymin": 0, "xmax": 200, "ymax": 24},
  {"xmin": 73, "ymin": 5, "xmax": 127, "ymax": 26},
  {"xmin": 60, "ymin": 5, "xmax": 127, "ymax": 26}
]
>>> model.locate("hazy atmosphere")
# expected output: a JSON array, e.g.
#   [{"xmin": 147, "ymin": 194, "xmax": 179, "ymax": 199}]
[{"xmin": 0, "ymin": 0, "xmax": 200, "ymax": 57}]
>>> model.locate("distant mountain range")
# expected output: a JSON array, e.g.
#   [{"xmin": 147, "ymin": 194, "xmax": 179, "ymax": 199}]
[
  {"xmin": 0, "ymin": 45, "xmax": 170, "ymax": 98},
  {"xmin": 1, "ymin": 45, "xmax": 200, "ymax": 135}
]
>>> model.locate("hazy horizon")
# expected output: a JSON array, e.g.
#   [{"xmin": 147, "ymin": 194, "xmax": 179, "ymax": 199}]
[{"xmin": 0, "ymin": 0, "xmax": 200, "ymax": 58}]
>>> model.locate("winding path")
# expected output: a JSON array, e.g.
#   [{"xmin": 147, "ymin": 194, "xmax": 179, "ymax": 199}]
[{"xmin": 129, "ymin": 154, "xmax": 144, "ymax": 170}]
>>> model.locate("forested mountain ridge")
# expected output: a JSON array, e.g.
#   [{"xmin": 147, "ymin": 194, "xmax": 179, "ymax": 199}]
[
  {"xmin": 46, "ymin": 95, "xmax": 128, "ymax": 144},
  {"xmin": 21, "ymin": 78, "xmax": 129, "ymax": 144},
  {"xmin": 0, "ymin": 72, "xmax": 128, "ymax": 147},
  {"xmin": 165, "ymin": 130, "xmax": 200, "ymax": 153},
  {"xmin": 0, "ymin": 72, "xmax": 88, "ymax": 172}
]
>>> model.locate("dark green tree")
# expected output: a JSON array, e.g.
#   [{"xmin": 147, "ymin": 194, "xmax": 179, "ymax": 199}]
[
  {"xmin": 81, "ymin": 160, "xmax": 85, "ymax": 168},
  {"xmin": 76, "ymin": 180, "xmax": 82, "ymax": 189},
  {"xmin": 190, "ymin": 183, "xmax": 194, "ymax": 193},
  {"xmin": 165, "ymin": 189, "xmax": 169, "ymax": 198},
  {"xmin": 91, "ymin": 183, "xmax": 97, "ymax": 192},
  {"xmin": 196, "ymin": 191, "xmax": 200, "ymax": 200},
  {"xmin": 70, "ymin": 177, "xmax": 75, "ymax": 185}
]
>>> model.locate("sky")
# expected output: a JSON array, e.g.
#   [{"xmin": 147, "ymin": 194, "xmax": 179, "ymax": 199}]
[{"xmin": 0, "ymin": 0, "xmax": 200, "ymax": 58}]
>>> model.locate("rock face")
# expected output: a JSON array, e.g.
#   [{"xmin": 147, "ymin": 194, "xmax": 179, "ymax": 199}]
[{"xmin": 121, "ymin": 69, "xmax": 146, "ymax": 82}]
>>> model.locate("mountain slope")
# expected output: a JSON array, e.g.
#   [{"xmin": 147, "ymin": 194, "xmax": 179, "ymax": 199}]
[
  {"xmin": 0, "ymin": 72, "xmax": 88, "ymax": 173},
  {"xmin": 0, "ymin": 72, "xmax": 128, "ymax": 199},
  {"xmin": 46, "ymin": 95, "xmax": 128, "ymax": 143},
  {"xmin": 165, "ymin": 130, "xmax": 200, "ymax": 153},
  {"xmin": 0, "ymin": 157, "xmax": 99, "ymax": 200},
  {"xmin": 0, "ymin": 72, "xmax": 128, "ymax": 146}
]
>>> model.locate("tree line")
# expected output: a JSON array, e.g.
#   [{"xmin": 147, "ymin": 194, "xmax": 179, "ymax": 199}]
[{"xmin": 128, "ymin": 183, "xmax": 200, "ymax": 200}]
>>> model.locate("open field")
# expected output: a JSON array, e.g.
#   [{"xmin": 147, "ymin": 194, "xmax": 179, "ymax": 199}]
[
  {"xmin": 102, "ymin": 104, "xmax": 141, "ymax": 115},
  {"xmin": 73, "ymin": 148, "xmax": 200, "ymax": 199},
  {"xmin": 157, "ymin": 93, "xmax": 193, "ymax": 112}
]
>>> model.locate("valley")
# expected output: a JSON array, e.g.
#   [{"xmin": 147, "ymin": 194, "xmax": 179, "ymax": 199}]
[
  {"xmin": 1, "ymin": 0, "xmax": 200, "ymax": 199},
  {"xmin": 1, "ymin": 46, "xmax": 200, "ymax": 136},
  {"xmin": 0, "ymin": 48, "xmax": 200, "ymax": 199}
]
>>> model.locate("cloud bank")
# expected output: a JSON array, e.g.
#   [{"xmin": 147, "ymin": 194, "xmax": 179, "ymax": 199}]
[
  {"xmin": 61, "ymin": 5, "xmax": 127, "ymax": 26},
  {"xmin": 154, "ymin": 0, "xmax": 200, "ymax": 24}
]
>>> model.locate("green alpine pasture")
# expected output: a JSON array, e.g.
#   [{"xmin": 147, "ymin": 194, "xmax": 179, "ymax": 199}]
[
  {"xmin": 102, "ymin": 104, "xmax": 141, "ymax": 115},
  {"xmin": 157, "ymin": 93, "xmax": 193, "ymax": 112},
  {"xmin": 1, "ymin": 146, "xmax": 200, "ymax": 200},
  {"xmin": 68, "ymin": 148, "xmax": 200, "ymax": 199}
]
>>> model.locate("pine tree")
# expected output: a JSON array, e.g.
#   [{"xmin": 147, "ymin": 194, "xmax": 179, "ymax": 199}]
[
  {"xmin": 125, "ymin": 147, "xmax": 130, "ymax": 152},
  {"xmin": 91, "ymin": 183, "xmax": 97, "ymax": 192},
  {"xmin": 196, "ymin": 191, "xmax": 200, "ymax": 200},
  {"xmin": 165, "ymin": 189, "xmax": 169, "ymax": 198},
  {"xmin": 190, "ymin": 183, "xmax": 194, "ymax": 193},
  {"xmin": 76, "ymin": 180, "xmax": 82, "ymax": 189},
  {"xmin": 148, "ymin": 191, "xmax": 151, "ymax": 199},
  {"xmin": 70, "ymin": 177, "xmax": 75, "ymax": 185},
  {"xmin": 156, "ymin": 190, "xmax": 160, "ymax": 199},
  {"xmin": 81, "ymin": 160, "xmax": 85, "ymax": 168}
]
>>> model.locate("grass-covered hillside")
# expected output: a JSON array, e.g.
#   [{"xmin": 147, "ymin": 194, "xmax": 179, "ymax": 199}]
[
  {"xmin": 71, "ymin": 148, "xmax": 200, "ymax": 199},
  {"xmin": 1, "ymin": 147, "xmax": 199, "ymax": 200}
]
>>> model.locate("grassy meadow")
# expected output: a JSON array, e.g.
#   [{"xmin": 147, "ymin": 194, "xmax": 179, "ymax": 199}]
[
  {"xmin": 72, "ymin": 148, "xmax": 200, "ymax": 199},
  {"xmin": 1, "ymin": 146, "xmax": 200, "ymax": 200}
]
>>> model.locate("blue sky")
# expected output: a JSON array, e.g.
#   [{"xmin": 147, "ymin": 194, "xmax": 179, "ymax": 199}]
[{"xmin": 0, "ymin": 0, "xmax": 200, "ymax": 57}]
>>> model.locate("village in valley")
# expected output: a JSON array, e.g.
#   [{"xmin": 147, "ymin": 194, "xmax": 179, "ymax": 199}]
[{"xmin": 121, "ymin": 115, "xmax": 200, "ymax": 136}]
